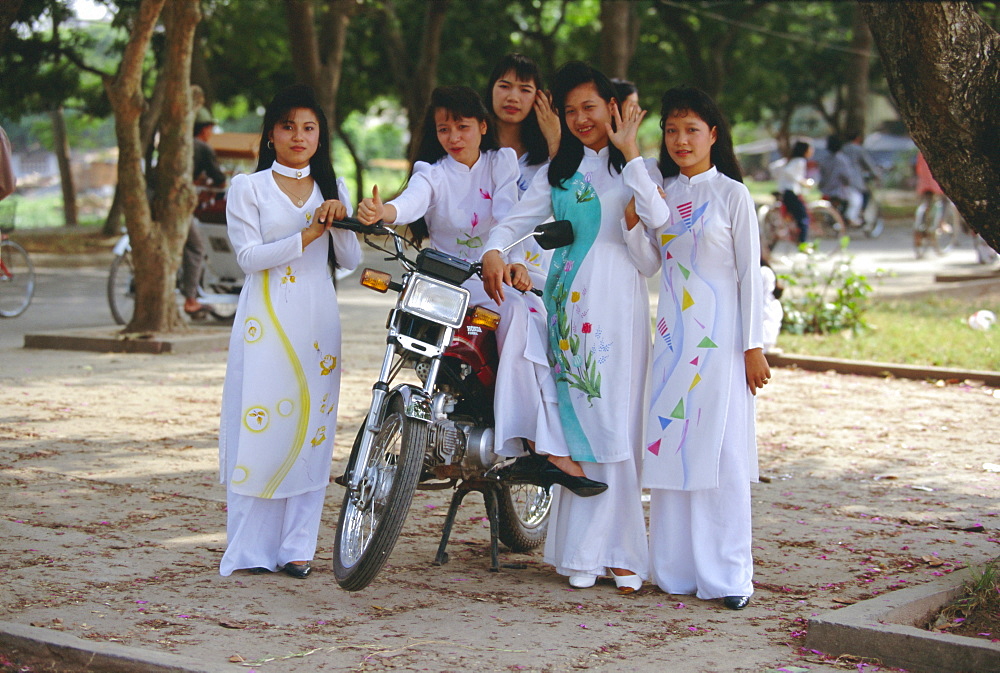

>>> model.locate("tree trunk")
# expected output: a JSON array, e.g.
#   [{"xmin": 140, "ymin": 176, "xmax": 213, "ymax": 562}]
[
  {"xmin": 600, "ymin": 0, "xmax": 636, "ymax": 79},
  {"xmin": 844, "ymin": 4, "xmax": 872, "ymax": 138},
  {"xmin": 0, "ymin": 0, "xmax": 24, "ymax": 53},
  {"xmin": 283, "ymin": 0, "xmax": 356, "ymax": 154},
  {"xmin": 336, "ymin": 123, "xmax": 364, "ymax": 201},
  {"xmin": 380, "ymin": 0, "xmax": 450, "ymax": 161},
  {"xmin": 49, "ymin": 106, "xmax": 78, "ymax": 227},
  {"xmin": 862, "ymin": 1, "xmax": 1000, "ymax": 251},
  {"xmin": 145, "ymin": 0, "xmax": 201, "ymax": 332}
]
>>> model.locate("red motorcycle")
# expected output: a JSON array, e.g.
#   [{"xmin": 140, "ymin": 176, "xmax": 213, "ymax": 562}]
[{"xmin": 329, "ymin": 217, "xmax": 573, "ymax": 591}]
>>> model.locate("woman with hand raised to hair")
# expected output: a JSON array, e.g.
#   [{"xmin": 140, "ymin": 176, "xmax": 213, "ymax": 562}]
[{"xmin": 481, "ymin": 61, "xmax": 667, "ymax": 594}]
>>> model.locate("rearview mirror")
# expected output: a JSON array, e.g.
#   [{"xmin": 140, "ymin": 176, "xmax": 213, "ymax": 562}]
[{"xmin": 533, "ymin": 220, "xmax": 574, "ymax": 250}]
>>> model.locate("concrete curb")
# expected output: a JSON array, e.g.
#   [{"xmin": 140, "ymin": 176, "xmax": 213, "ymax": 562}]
[
  {"xmin": 23, "ymin": 326, "xmax": 231, "ymax": 354},
  {"xmin": 766, "ymin": 352, "xmax": 1000, "ymax": 387},
  {"xmin": 0, "ymin": 622, "xmax": 237, "ymax": 673},
  {"xmin": 806, "ymin": 573, "xmax": 1000, "ymax": 673}
]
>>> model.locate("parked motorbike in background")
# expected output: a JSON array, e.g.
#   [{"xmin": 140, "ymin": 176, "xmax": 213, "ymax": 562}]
[{"xmin": 329, "ymin": 217, "xmax": 574, "ymax": 592}]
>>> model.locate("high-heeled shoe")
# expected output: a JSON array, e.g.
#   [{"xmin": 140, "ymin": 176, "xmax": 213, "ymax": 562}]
[
  {"xmin": 537, "ymin": 462, "xmax": 608, "ymax": 497},
  {"xmin": 611, "ymin": 572, "xmax": 642, "ymax": 594},
  {"xmin": 569, "ymin": 574, "xmax": 597, "ymax": 588},
  {"xmin": 500, "ymin": 456, "xmax": 608, "ymax": 497}
]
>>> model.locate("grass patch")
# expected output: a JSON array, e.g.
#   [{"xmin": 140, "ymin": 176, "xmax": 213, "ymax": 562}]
[
  {"xmin": 926, "ymin": 561, "xmax": 1000, "ymax": 642},
  {"xmin": 777, "ymin": 293, "xmax": 1000, "ymax": 371}
]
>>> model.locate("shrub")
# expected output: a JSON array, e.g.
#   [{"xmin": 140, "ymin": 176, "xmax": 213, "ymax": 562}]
[{"xmin": 779, "ymin": 239, "xmax": 875, "ymax": 335}]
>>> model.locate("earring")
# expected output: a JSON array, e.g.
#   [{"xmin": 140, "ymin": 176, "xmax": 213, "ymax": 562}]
[{"xmin": 267, "ymin": 140, "xmax": 274, "ymax": 149}]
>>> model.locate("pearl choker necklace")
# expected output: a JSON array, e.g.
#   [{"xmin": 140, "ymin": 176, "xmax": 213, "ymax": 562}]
[{"xmin": 271, "ymin": 161, "xmax": 311, "ymax": 180}]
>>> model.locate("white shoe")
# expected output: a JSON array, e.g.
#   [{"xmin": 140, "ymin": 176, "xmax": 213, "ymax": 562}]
[
  {"xmin": 569, "ymin": 574, "xmax": 597, "ymax": 588},
  {"xmin": 612, "ymin": 572, "xmax": 642, "ymax": 594}
]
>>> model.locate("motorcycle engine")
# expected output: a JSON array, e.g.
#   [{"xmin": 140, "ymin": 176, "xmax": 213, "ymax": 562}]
[{"xmin": 427, "ymin": 393, "xmax": 501, "ymax": 472}]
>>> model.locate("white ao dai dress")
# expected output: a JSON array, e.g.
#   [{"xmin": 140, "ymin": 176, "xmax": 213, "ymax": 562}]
[
  {"xmin": 642, "ymin": 166, "xmax": 763, "ymax": 599},
  {"xmin": 218, "ymin": 169, "xmax": 361, "ymax": 576},
  {"xmin": 485, "ymin": 149, "xmax": 666, "ymax": 580}
]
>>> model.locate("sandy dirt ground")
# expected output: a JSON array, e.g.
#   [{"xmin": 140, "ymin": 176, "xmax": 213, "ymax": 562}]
[{"xmin": 2, "ymin": 283, "xmax": 1000, "ymax": 673}]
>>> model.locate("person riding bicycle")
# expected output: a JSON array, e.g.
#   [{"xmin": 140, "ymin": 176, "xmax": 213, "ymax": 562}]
[
  {"xmin": 818, "ymin": 134, "xmax": 862, "ymax": 228},
  {"xmin": 840, "ymin": 131, "xmax": 880, "ymax": 213},
  {"xmin": 769, "ymin": 140, "xmax": 813, "ymax": 243}
]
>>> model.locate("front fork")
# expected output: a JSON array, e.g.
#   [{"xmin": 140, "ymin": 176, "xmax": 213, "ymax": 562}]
[{"xmin": 346, "ymin": 332, "xmax": 451, "ymax": 492}]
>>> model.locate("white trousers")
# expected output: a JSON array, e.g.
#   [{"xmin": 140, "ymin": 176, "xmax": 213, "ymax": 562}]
[
  {"xmin": 219, "ymin": 486, "xmax": 326, "ymax": 576},
  {"xmin": 648, "ymin": 435, "xmax": 754, "ymax": 598},
  {"xmin": 844, "ymin": 187, "xmax": 864, "ymax": 223},
  {"xmin": 543, "ymin": 458, "xmax": 649, "ymax": 579},
  {"xmin": 473, "ymin": 284, "xmax": 566, "ymax": 458}
]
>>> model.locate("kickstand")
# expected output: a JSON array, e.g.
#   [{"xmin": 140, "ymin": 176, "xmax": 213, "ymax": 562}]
[
  {"xmin": 432, "ymin": 480, "xmax": 503, "ymax": 572},
  {"xmin": 433, "ymin": 488, "xmax": 469, "ymax": 567}
]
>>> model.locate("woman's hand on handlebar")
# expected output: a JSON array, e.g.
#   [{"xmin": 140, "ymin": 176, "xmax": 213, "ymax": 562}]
[
  {"xmin": 303, "ymin": 199, "xmax": 347, "ymax": 247},
  {"xmin": 508, "ymin": 263, "xmax": 532, "ymax": 293},
  {"xmin": 482, "ymin": 250, "xmax": 510, "ymax": 306}
]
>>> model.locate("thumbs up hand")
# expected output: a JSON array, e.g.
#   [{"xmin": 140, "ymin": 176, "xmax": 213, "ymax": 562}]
[{"xmin": 358, "ymin": 184, "xmax": 384, "ymax": 225}]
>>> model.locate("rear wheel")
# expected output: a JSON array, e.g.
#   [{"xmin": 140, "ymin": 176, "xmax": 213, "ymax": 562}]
[
  {"xmin": 496, "ymin": 482, "xmax": 551, "ymax": 552},
  {"xmin": 107, "ymin": 252, "xmax": 135, "ymax": 325},
  {"xmin": 333, "ymin": 394, "xmax": 426, "ymax": 591},
  {"xmin": 758, "ymin": 205, "xmax": 788, "ymax": 254},
  {"xmin": 932, "ymin": 201, "xmax": 959, "ymax": 254},
  {"xmin": 862, "ymin": 197, "xmax": 884, "ymax": 238},
  {"xmin": 0, "ymin": 239, "xmax": 35, "ymax": 318}
]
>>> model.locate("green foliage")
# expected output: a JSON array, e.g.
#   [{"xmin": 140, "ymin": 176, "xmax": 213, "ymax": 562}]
[
  {"xmin": 779, "ymin": 240, "xmax": 874, "ymax": 335},
  {"xmin": 779, "ymin": 293, "xmax": 1000, "ymax": 371}
]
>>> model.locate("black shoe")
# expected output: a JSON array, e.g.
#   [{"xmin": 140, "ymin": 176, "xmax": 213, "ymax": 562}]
[
  {"xmin": 282, "ymin": 562, "xmax": 312, "ymax": 579},
  {"xmin": 538, "ymin": 462, "xmax": 608, "ymax": 497},
  {"xmin": 723, "ymin": 595, "xmax": 750, "ymax": 610},
  {"xmin": 497, "ymin": 453, "xmax": 549, "ymax": 484},
  {"xmin": 247, "ymin": 567, "xmax": 272, "ymax": 575}
]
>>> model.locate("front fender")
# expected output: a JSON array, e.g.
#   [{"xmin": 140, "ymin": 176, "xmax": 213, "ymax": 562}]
[{"xmin": 391, "ymin": 385, "xmax": 432, "ymax": 423}]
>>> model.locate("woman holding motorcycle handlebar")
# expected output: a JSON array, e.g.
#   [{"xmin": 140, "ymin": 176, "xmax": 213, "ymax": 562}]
[
  {"xmin": 482, "ymin": 62, "xmax": 668, "ymax": 594},
  {"xmin": 218, "ymin": 85, "xmax": 361, "ymax": 580},
  {"xmin": 356, "ymin": 86, "xmax": 589, "ymax": 492}
]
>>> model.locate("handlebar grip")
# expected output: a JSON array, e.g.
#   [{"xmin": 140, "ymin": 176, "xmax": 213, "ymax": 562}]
[
  {"xmin": 529, "ymin": 288, "xmax": 543, "ymax": 297},
  {"xmin": 329, "ymin": 217, "xmax": 388, "ymax": 235}
]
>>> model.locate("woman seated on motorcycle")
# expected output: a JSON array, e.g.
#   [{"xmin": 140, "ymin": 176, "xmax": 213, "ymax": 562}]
[{"xmin": 356, "ymin": 86, "xmax": 605, "ymax": 498}]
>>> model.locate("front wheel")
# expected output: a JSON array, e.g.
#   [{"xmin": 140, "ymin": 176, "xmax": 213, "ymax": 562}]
[
  {"xmin": 333, "ymin": 394, "xmax": 426, "ymax": 591},
  {"xmin": 496, "ymin": 482, "xmax": 551, "ymax": 552},
  {"xmin": 807, "ymin": 202, "xmax": 846, "ymax": 256},
  {"xmin": 0, "ymin": 239, "xmax": 35, "ymax": 318},
  {"xmin": 107, "ymin": 252, "xmax": 135, "ymax": 325}
]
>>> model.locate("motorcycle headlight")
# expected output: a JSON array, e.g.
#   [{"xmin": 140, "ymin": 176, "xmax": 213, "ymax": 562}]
[{"xmin": 400, "ymin": 274, "xmax": 470, "ymax": 329}]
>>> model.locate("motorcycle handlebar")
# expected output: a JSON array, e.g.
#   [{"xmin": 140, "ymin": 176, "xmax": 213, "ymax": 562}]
[{"xmin": 328, "ymin": 217, "xmax": 390, "ymax": 236}]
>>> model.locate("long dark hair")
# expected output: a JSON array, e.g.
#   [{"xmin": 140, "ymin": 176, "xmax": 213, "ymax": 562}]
[
  {"xmin": 789, "ymin": 140, "xmax": 811, "ymax": 159},
  {"xmin": 657, "ymin": 86, "xmax": 743, "ymax": 183},
  {"xmin": 413, "ymin": 85, "xmax": 499, "ymax": 165},
  {"xmin": 486, "ymin": 53, "xmax": 549, "ymax": 167},
  {"xmin": 255, "ymin": 84, "xmax": 339, "ymax": 202},
  {"xmin": 407, "ymin": 86, "xmax": 498, "ymax": 244},
  {"xmin": 548, "ymin": 61, "xmax": 625, "ymax": 189}
]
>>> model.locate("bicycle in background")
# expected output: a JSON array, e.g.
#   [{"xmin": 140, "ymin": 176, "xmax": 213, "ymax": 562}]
[
  {"xmin": 912, "ymin": 192, "xmax": 959, "ymax": 259},
  {"xmin": 757, "ymin": 191, "xmax": 845, "ymax": 257},
  {"xmin": 0, "ymin": 201, "xmax": 35, "ymax": 318}
]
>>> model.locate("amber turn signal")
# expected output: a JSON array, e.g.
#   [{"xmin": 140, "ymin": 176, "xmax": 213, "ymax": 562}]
[
  {"xmin": 360, "ymin": 268, "xmax": 392, "ymax": 293},
  {"xmin": 469, "ymin": 306, "xmax": 501, "ymax": 330}
]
